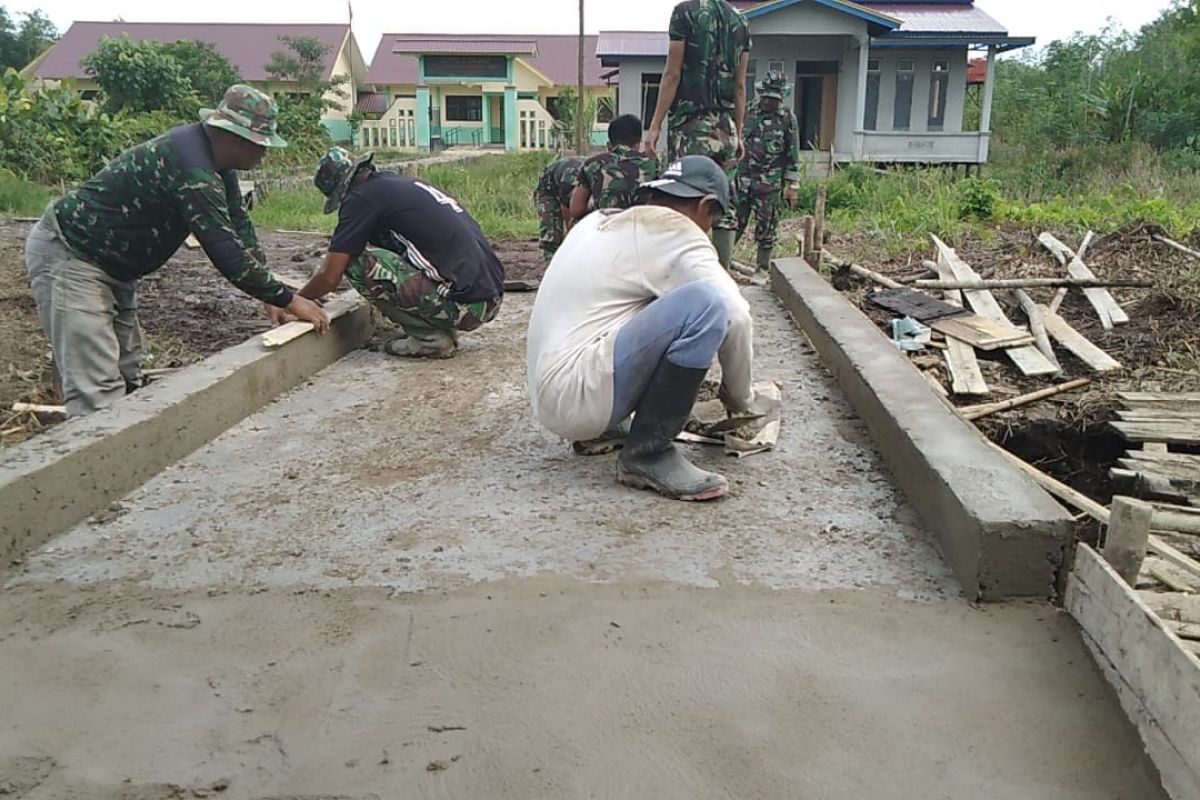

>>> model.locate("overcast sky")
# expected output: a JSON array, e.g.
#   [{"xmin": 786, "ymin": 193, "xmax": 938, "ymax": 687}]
[{"xmin": 9, "ymin": 0, "xmax": 1180, "ymax": 60}]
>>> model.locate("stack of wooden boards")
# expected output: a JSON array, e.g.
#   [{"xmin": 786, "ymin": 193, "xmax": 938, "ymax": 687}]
[
  {"xmin": 1109, "ymin": 390, "xmax": 1200, "ymax": 511},
  {"xmin": 855, "ymin": 232, "xmax": 1127, "ymax": 397}
]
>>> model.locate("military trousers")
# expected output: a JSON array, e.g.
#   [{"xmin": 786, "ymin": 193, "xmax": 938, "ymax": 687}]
[
  {"xmin": 25, "ymin": 209, "xmax": 143, "ymax": 417},
  {"xmin": 668, "ymin": 110, "xmax": 741, "ymax": 231},
  {"xmin": 734, "ymin": 177, "xmax": 783, "ymax": 250},
  {"xmin": 346, "ymin": 247, "xmax": 501, "ymax": 339},
  {"xmin": 534, "ymin": 184, "xmax": 567, "ymax": 263}
]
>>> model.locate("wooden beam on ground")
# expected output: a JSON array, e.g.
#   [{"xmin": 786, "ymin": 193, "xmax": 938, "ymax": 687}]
[
  {"xmin": 1038, "ymin": 305, "xmax": 1122, "ymax": 372},
  {"xmin": 929, "ymin": 315, "xmax": 1034, "ymax": 350},
  {"xmin": 1038, "ymin": 232, "xmax": 1130, "ymax": 328},
  {"xmin": 914, "ymin": 277, "xmax": 1152, "ymax": 290},
  {"xmin": 1013, "ymin": 289, "xmax": 1062, "ymax": 373},
  {"xmin": 931, "ymin": 253, "xmax": 987, "ymax": 396},
  {"xmin": 1109, "ymin": 420, "xmax": 1200, "ymax": 447},
  {"xmin": 1120, "ymin": 391, "xmax": 1200, "ymax": 403},
  {"xmin": 931, "ymin": 235, "xmax": 1059, "ymax": 376},
  {"xmin": 1152, "ymin": 234, "xmax": 1200, "ymax": 261},
  {"xmin": 260, "ymin": 293, "xmax": 362, "ymax": 349},
  {"xmin": 958, "ymin": 378, "xmax": 1089, "ymax": 421},
  {"xmin": 11, "ymin": 403, "xmax": 66, "ymax": 415},
  {"xmin": 1103, "ymin": 496, "xmax": 1152, "ymax": 584},
  {"xmin": 844, "ymin": 261, "xmax": 903, "ymax": 290}
]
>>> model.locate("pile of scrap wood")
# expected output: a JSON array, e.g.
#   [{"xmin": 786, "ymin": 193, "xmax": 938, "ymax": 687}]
[{"xmin": 828, "ymin": 231, "xmax": 1145, "ymax": 413}]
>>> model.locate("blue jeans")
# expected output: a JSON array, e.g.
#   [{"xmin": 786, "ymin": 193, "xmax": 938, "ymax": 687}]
[{"xmin": 609, "ymin": 282, "xmax": 729, "ymax": 428}]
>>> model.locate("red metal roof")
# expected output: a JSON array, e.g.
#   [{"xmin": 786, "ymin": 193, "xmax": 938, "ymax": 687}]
[
  {"xmin": 33, "ymin": 21, "xmax": 349, "ymax": 82},
  {"xmin": 390, "ymin": 37, "xmax": 538, "ymax": 55},
  {"xmin": 966, "ymin": 57, "xmax": 986, "ymax": 83},
  {"xmin": 366, "ymin": 34, "xmax": 604, "ymax": 87},
  {"xmin": 355, "ymin": 92, "xmax": 390, "ymax": 114}
]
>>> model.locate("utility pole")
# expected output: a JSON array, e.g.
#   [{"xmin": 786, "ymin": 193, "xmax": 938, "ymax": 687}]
[{"xmin": 577, "ymin": 0, "xmax": 586, "ymax": 155}]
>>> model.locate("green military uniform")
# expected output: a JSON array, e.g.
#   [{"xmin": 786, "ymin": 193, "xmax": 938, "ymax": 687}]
[
  {"xmin": 735, "ymin": 71, "xmax": 800, "ymax": 268},
  {"xmin": 25, "ymin": 84, "xmax": 289, "ymax": 416},
  {"xmin": 667, "ymin": 0, "xmax": 751, "ymax": 232},
  {"xmin": 576, "ymin": 145, "xmax": 660, "ymax": 211},
  {"xmin": 534, "ymin": 156, "xmax": 584, "ymax": 262}
]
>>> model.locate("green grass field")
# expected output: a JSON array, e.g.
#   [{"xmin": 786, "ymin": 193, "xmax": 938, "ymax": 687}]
[{"xmin": 0, "ymin": 171, "xmax": 54, "ymax": 217}]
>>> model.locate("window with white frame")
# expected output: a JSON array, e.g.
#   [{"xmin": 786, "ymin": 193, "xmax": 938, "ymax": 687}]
[
  {"xmin": 928, "ymin": 59, "xmax": 950, "ymax": 130},
  {"xmin": 641, "ymin": 73, "xmax": 661, "ymax": 129},
  {"xmin": 893, "ymin": 59, "xmax": 915, "ymax": 131},
  {"xmin": 864, "ymin": 59, "xmax": 881, "ymax": 131},
  {"xmin": 767, "ymin": 59, "xmax": 785, "ymax": 74}
]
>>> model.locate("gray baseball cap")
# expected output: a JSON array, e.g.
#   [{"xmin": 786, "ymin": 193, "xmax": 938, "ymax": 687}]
[{"xmin": 640, "ymin": 155, "xmax": 731, "ymax": 211}]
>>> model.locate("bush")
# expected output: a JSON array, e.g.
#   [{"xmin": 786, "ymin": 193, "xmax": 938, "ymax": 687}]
[{"xmin": 955, "ymin": 178, "xmax": 1000, "ymax": 221}]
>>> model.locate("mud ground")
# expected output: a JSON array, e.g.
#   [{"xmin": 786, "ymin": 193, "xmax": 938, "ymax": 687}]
[{"xmin": 0, "ymin": 288, "xmax": 1166, "ymax": 799}]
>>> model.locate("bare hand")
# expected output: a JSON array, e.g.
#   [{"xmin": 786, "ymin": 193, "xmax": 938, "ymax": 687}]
[
  {"xmin": 643, "ymin": 127, "xmax": 661, "ymax": 156},
  {"xmin": 731, "ymin": 136, "xmax": 746, "ymax": 166},
  {"xmin": 266, "ymin": 303, "xmax": 291, "ymax": 327},
  {"xmin": 784, "ymin": 185, "xmax": 798, "ymax": 208},
  {"xmin": 286, "ymin": 295, "xmax": 330, "ymax": 334},
  {"xmin": 719, "ymin": 384, "xmax": 778, "ymax": 418}
]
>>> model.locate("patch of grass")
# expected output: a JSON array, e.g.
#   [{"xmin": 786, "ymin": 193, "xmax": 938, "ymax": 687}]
[
  {"xmin": 0, "ymin": 171, "xmax": 54, "ymax": 217},
  {"xmin": 250, "ymin": 151, "xmax": 550, "ymax": 239}
]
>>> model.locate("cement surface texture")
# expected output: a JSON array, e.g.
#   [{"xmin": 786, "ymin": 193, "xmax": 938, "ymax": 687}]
[{"xmin": 0, "ymin": 289, "xmax": 1165, "ymax": 799}]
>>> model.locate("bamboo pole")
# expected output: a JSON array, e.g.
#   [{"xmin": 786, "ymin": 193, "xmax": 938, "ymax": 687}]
[
  {"xmin": 914, "ymin": 277, "xmax": 1152, "ymax": 290},
  {"xmin": 958, "ymin": 378, "xmax": 1089, "ymax": 421},
  {"xmin": 825, "ymin": 254, "xmax": 903, "ymax": 289},
  {"xmin": 11, "ymin": 403, "xmax": 66, "ymax": 415},
  {"xmin": 1153, "ymin": 234, "xmax": 1200, "ymax": 261}
]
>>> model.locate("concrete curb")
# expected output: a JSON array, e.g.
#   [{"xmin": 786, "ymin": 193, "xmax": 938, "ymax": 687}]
[
  {"xmin": 770, "ymin": 257, "xmax": 1073, "ymax": 600},
  {"xmin": 0, "ymin": 296, "xmax": 372, "ymax": 568}
]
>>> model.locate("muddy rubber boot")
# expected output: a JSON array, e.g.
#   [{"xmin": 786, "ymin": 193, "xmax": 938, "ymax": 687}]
[
  {"xmin": 384, "ymin": 311, "xmax": 458, "ymax": 359},
  {"xmin": 616, "ymin": 360, "xmax": 728, "ymax": 501},
  {"xmin": 572, "ymin": 418, "xmax": 631, "ymax": 456},
  {"xmin": 756, "ymin": 245, "xmax": 774, "ymax": 273},
  {"xmin": 712, "ymin": 228, "xmax": 736, "ymax": 271}
]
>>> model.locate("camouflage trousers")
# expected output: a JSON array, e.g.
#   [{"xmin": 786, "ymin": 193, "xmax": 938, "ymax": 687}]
[
  {"xmin": 534, "ymin": 186, "xmax": 567, "ymax": 263},
  {"xmin": 346, "ymin": 247, "xmax": 501, "ymax": 335},
  {"xmin": 668, "ymin": 110, "xmax": 740, "ymax": 231},
  {"xmin": 734, "ymin": 174, "xmax": 783, "ymax": 249}
]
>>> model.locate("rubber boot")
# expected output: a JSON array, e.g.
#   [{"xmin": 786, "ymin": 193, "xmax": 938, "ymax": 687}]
[
  {"xmin": 756, "ymin": 244, "xmax": 774, "ymax": 273},
  {"xmin": 712, "ymin": 228, "xmax": 736, "ymax": 271},
  {"xmin": 573, "ymin": 418, "xmax": 631, "ymax": 456},
  {"xmin": 384, "ymin": 310, "xmax": 458, "ymax": 359},
  {"xmin": 616, "ymin": 360, "xmax": 728, "ymax": 501}
]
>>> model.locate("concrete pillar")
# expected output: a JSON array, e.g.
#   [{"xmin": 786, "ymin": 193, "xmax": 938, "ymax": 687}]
[
  {"xmin": 979, "ymin": 47, "xmax": 997, "ymax": 133},
  {"xmin": 481, "ymin": 93, "xmax": 492, "ymax": 144},
  {"xmin": 416, "ymin": 85, "xmax": 431, "ymax": 152},
  {"xmin": 854, "ymin": 35, "xmax": 869, "ymax": 158},
  {"xmin": 504, "ymin": 85, "xmax": 518, "ymax": 152}
]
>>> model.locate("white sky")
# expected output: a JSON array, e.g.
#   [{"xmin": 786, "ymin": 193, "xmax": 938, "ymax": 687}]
[{"xmin": 10, "ymin": 0, "xmax": 1179, "ymax": 61}]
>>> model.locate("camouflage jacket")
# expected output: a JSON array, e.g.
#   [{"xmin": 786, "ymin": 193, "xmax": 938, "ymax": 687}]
[
  {"xmin": 535, "ymin": 157, "xmax": 585, "ymax": 206},
  {"xmin": 669, "ymin": 0, "xmax": 752, "ymax": 120},
  {"xmin": 577, "ymin": 145, "xmax": 660, "ymax": 210},
  {"xmin": 740, "ymin": 101, "xmax": 801, "ymax": 185},
  {"xmin": 53, "ymin": 123, "xmax": 291, "ymax": 307}
]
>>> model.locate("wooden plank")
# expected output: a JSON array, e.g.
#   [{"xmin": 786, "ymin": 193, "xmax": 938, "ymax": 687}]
[
  {"xmin": 1013, "ymin": 289, "xmax": 1062, "ymax": 372},
  {"xmin": 1140, "ymin": 590, "xmax": 1200, "ymax": 624},
  {"xmin": 929, "ymin": 315, "xmax": 1034, "ymax": 350},
  {"xmin": 1120, "ymin": 391, "xmax": 1200, "ymax": 403},
  {"xmin": 11, "ymin": 402, "xmax": 66, "ymax": 415},
  {"xmin": 1038, "ymin": 232, "xmax": 1130, "ymax": 328},
  {"xmin": 1066, "ymin": 546, "xmax": 1200, "ymax": 800},
  {"xmin": 1039, "ymin": 306, "xmax": 1122, "ymax": 372},
  {"xmin": 1118, "ymin": 409, "xmax": 1200, "ymax": 422},
  {"xmin": 1124, "ymin": 450, "xmax": 1200, "ymax": 469},
  {"xmin": 1111, "ymin": 467, "xmax": 1197, "ymax": 506},
  {"xmin": 1110, "ymin": 421, "xmax": 1200, "ymax": 447},
  {"xmin": 914, "ymin": 277, "xmax": 1152, "ymax": 290},
  {"xmin": 931, "ymin": 235, "xmax": 1059, "ymax": 376},
  {"xmin": 1145, "ymin": 557, "xmax": 1198, "ymax": 593},
  {"xmin": 260, "ymin": 293, "xmax": 362, "ymax": 349},
  {"xmin": 1103, "ymin": 496, "xmax": 1152, "ymax": 583},
  {"xmin": 931, "ymin": 258, "xmax": 987, "ymax": 396},
  {"xmin": 1117, "ymin": 459, "xmax": 1200, "ymax": 491}
]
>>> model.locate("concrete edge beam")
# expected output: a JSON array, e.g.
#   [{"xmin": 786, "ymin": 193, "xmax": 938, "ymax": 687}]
[
  {"xmin": 1, "ymin": 297, "xmax": 372, "ymax": 568},
  {"xmin": 770, "ymin": 257, "xmax": 1073, "ymax": 600}
]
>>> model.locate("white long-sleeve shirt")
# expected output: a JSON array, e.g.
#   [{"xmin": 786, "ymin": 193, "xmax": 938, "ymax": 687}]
[{"xmin": 526, "ymin": 205, "xmax": 754, "ymax": 441}]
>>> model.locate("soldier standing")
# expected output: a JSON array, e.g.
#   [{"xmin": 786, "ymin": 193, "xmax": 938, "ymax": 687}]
[
  {"xmin": 534, "ymin": 156, "xmax": 585, "ymax": 263},
  {"xmin": 642, "ymin": 0, "xmax": 752, "ymax": 271},
  {"xmin": 568, "ymin": 114, "xmax": 659, "ymax": 221},
  {"xmin": 735, "ymin": 70, "xmax": 800, "ymax": 273}
]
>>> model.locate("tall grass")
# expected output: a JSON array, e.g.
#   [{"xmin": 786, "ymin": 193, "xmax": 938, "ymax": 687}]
[{"xmin": 0, "ymin": 171, "xmax": 54, "ymax": 217}]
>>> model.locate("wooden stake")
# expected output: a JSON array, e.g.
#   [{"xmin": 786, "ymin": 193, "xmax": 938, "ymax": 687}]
[
  {"xmin": 811, "ymin": 185, "xmax": 827, "ymax": 266},
  {"xmin": 801, "ymin": 216, "xmax": 814, "ymax": 262},
  {"xmin": 1102, "ymin": 496, "xmax": 1152, "ymax": 584},
  {"xmin": 11, "ymin": 402, "xmax": 66, "ymax": 415},
  {"xmin": 1152, "ymin": 234, "xmax": 1200, "ymax": 261},
  {"xmin": 959, "ymin": 378, "xmax": 1089, "ymax": 421},
  {"xmin": 1013, "ymin": 289, "xmax": 1062, "ymax": 372}
]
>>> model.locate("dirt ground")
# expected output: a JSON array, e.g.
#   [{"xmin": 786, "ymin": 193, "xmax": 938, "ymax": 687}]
[
  {"xmin": 0, "ymin": 222, "xmax": 545, "ymax": 445},
  {"xmin": 813, "ymin": 221, "xmax": 1200, "ymax": 516},
  {"xmin": 0, "ymin": 290, "xmax": 1167, "ymax": 799}
]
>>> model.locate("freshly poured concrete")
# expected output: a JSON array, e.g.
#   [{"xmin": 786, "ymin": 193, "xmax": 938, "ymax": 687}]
[{"xmin": 0, "ymin": 290, "xmax": 1166, "ymax": 799}]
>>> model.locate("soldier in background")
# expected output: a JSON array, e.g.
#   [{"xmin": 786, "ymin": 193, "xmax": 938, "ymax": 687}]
[
  {"xmin": 534, "ymin": 156, "xmax": 585, "ymax": 263},
  {"xmin": 735, "ymin": 70, "xmax": 800, "ymax": 273},
  {"xmin": 569, "ymin": 114, "xmax": 659, "ymax": 221},
  {"xmin": 642, "ymin": 0, "xmax": 752, "ymax": 271}
]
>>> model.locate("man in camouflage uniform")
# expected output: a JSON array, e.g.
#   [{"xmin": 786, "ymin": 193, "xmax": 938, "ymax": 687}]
[
  {"xmin": 534, "ymin": 156, "xmax": 584, "ymax": 262},
  {"xmin": 304, "ymin": 148, "xmax": 504, "ymax": 359},
  {"xmin": 24, "ymin": 84, "xmax": 327, "ymax": 417},
  {"xmin": 735, "ymin": 70, "xmax": 800, "ymax": 273},
  {"xmin": 568, "ymin": 114, "xmax": 659, "ymax": 221},
  {"xmin": 643, "ymin": 0, "xmax": 751, "ymax": 270}
]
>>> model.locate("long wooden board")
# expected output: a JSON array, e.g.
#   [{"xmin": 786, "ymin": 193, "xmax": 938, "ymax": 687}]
[
  {"xmin": 1110, "ymin": 421, "xmax": 1200, "ymax": 447},
  {"xmin": 260, "ymin": 293, "xmax": 363, "ymax": 348},
  {"xmin": 931, "ymin": 257, "xmax": 987, "ymax": 395},
  {"xmin": 1121, "ymin": 391, "xmax": 1200, "ymax": 403},
  {"xmin": 1120, "ymin": 457, "xmax": 1200, "ymax": 484},
  {"xmin": 929, "ymin": 314, "xmax": 1034, "ymax": 350},
  {"xmin": 1039, "ymin": 306, "xmax": 1122, "ymax": 372},
  {"xmin": 1124, "ymin": 450, "xmax": 1200, "ymax": 469},
  {"xmin": 931, "ymin": 235, "xmax": 1059, "ymax": 376},
  {"xmin": 1118, "ymin": 409, "xmax": 1200, "ymax": 422},
  {"xmin": 1038, "ymin": 232, "xmax": 1130, "ymax": 329}
]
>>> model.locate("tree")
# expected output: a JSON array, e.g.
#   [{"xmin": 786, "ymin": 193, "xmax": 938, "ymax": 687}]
[
  {"xmin": 162, "ymin": 40, "xmax": 241, "ymax": 107},
  {"xmin": 264, "ymin": 35, "xmax": 344, "ymax": 159},
  {"xmin": 82, "ymin": 36, "xmax": 193, "ymax": 115},
  {"xmin": 0, "ymin": 6, "xmax": 58, "ymax": 71}
]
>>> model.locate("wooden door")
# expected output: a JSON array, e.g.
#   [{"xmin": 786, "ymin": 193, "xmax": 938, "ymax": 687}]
[{"xmin": 795, "ymin": 61, "xmax": 839, "ymax": 151}]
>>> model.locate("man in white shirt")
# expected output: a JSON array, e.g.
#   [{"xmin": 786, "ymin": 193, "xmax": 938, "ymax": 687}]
[{"xmin": 526, "ymin": 156, "xmax": 764, "ymax": 501}]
